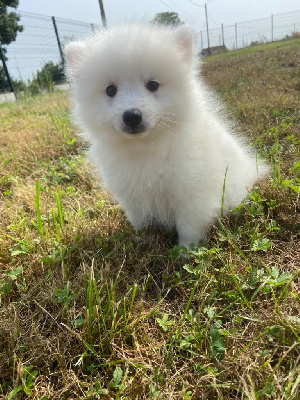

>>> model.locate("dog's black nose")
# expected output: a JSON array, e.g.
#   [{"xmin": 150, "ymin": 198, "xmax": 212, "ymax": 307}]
[{"xmin": 123, "ymin": 108, "xmax": 142, "ymax": 128}]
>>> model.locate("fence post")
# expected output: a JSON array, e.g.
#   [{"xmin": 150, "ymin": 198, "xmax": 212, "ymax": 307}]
[
  {"xmin": 0, "ymin": 44, "xmax": 17, "ymax": 99},
  {"xmin": 221, "ymin": 23, "xmax": 225, "ymax": 46},
  {"xmin": 235, "ymin": 23, "xmax": 238, "ymax": 49},
  {"xmin": 52, "ymin": 16, "xmax": 64, "ymax": 65},
  {"xmin": 271, "ymin": 14, "xmax": 273, "ymax": 42},
  {"xmin": 98, "ymin": 0, "xmax": 107, "ymax": 28},
  {"xmin": 205, "ymin": 3, "xmax": 210, "ymax": 49}
]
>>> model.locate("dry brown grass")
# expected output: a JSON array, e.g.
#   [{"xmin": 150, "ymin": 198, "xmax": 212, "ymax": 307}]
[{"xmin": 0, "ymin": 40, "xmax": 299, "ymax": 399}]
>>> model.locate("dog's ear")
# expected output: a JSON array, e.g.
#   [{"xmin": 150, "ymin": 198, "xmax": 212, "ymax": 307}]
[
  {"xmin": 174, "ymin": 25, "xmax": 195, "ymax": 62},
  {"xmin": 64, "ymin": 41, "xmax": 87, "ymax": 81}
]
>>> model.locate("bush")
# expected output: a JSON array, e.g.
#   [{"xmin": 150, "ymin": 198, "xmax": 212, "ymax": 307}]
[{"xmin": 36, "ymin": 61, "xmax": 64, "ymax": 91}]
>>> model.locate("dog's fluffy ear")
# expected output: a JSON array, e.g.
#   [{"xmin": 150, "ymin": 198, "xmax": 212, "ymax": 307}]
[
  {"xmin": 174, "ymin": 25, "xmax": 195, "ymax": 62},
  {"xmin": 64, "ymin": 41, "xmax": 87, "ymax": 81}
]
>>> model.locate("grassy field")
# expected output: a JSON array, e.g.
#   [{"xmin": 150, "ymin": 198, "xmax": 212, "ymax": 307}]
[{"xmin": 0, "ymin": 39, "xmax": 299, "ymax": 399}]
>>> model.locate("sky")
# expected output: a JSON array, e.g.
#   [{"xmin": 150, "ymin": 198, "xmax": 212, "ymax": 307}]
[{"xmin": 19, "ymin": 0, "xmax": 300, "ymax": 28}]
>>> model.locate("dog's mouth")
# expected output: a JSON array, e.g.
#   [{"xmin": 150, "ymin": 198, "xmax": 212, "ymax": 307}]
[{"xmin": 121, "ymin": 123, "xmax": 148, "ymax": 135}]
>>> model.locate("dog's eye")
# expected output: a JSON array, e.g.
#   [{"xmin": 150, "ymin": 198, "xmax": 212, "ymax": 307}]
[
  {"xmin": 106, "ymin": 85, "xmax": 117, "ymax": 97},
  {"xmin": 146, "ymin": 80, "xmax": 159, "ymax": 92}
]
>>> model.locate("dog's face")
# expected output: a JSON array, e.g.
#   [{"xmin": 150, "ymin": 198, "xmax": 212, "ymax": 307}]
[{"xmin": 65, "ymin": 25, "xmax": 196, "ymax": 140}]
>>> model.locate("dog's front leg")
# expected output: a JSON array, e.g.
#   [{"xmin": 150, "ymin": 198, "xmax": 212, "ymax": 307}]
[{"xmin": 175, "ymin": 208, "xmax": 211, "ymax": 249}]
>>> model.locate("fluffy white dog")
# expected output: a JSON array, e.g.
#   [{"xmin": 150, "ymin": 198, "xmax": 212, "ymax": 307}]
[{"xmin": 64, "ymin": 24, "xmax": 267, "ymax": 248}]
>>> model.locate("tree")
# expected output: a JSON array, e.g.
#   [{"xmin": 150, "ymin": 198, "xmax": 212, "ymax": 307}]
[
  {"xmin": 0, "ymin": 0, "xmax": 23, "ymax": 91},
  {"xmin": 152, "ymin": 12, "xmax": 183, "ymax": 27},
  {"xmin": 0, "ymin": 0, "xmax": 23, "ymax": 45}
]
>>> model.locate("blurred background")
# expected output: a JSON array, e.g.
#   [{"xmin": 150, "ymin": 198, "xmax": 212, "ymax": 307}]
[{"xmin": 1, "ymin": 0, "xmax": 299, "ymax": 96}]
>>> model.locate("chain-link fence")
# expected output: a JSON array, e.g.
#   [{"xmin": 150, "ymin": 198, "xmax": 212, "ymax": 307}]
[
  {"xmin": 2, "ymin": 11, "xmax": 101, "ymax": 89},
  {"xmin": 198, "ymin": 10, "xmax": 300, "ymax": 52},
  {"xmin": 1, "ymin": 9, "xmax": 300, "ymax": 97}
]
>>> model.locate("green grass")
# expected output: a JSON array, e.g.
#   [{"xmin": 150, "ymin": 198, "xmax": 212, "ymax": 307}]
[
  {"xmin": 203, "ymin": 37, "xmax": 300, "ymax": 62},
  {"xmin": 0, "ymin": 40, "xmax": 299, "ymax": 399}
]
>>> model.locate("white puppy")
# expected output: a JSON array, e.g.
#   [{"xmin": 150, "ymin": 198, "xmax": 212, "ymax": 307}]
[{"xmin": 64, "ymin": 24, "xmax": 267, "ymax": 248}]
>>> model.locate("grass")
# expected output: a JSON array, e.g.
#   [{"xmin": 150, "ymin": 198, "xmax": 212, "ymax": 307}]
[{"xmin": 0, "ymin": 39, "xmax": 299, "ymax": 399}]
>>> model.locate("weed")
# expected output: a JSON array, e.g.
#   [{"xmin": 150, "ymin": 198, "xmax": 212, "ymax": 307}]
[
  {"xmin": 156, "ymin": 313, "xmax": 174, "ymax": 332},
  {"xmin": 7, "ymin": 365, "xmax": 38, "ymax": 399},
  {"xmin": 34, "ymin": 179, "xmax": 45, "ymax": 239},
  {"xmin": 209, "ymin": 320, "xmax": 226, "ymax": 361},
  {"xmin": 0, "ymin": 266, "xmax": 23, "ymax": 300}
]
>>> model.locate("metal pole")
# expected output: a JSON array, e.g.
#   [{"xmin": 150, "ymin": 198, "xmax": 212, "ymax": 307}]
[
  {"xmin": 91, "ymin": 23, "xmax": 95, "ymax": 33},
  {"xmin": 98, "ymin": 0, "xmax": 107, "ymax": 28},
  {"xmin": 205, "ymin": 3, "xmax": 210, "ymax": 49},
  {"xmin": 0, "ymin": 44, "xmax": 17, "ymax": 99},
  {"xmin": 235, "ymin": 23, "xmax": 238, "ymax": 49},
  {"xmin": 271, "ymin": 14, "xmax": 273, "ymax": 42},
  {"xmin": 52, "ymin": 16, "xmax": 64, "ymax": 65},
  {"xmin": 221, "ymin": 23, "xmax": 224, "ymax": 46},
  {"xmin": 200, "ymin": 31, "xmax": 203, "ymax": 49}
]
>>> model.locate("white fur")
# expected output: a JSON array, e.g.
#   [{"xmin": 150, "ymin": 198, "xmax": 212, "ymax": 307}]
[{"xmin": 64, "ymin": 24, "xmax": 268, "ymax": 248}]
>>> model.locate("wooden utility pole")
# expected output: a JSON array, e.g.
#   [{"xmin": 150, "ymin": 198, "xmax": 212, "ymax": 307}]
[{"xmin": 98, "ymin": 0, "xmax": 107, "ymax": 28}]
